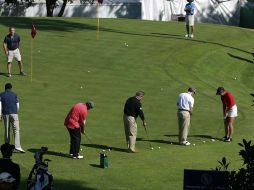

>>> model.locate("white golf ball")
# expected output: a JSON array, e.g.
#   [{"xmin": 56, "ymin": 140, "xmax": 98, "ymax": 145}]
[
  {"xmin": 80, "ymin": 148, "xmax": 82, "ymax": 151},
  {"xmin": 193, "ymin": 144, "xmax": 196, "ymax": 146},
  {"xmin": 88, "ymin": 70, "xmax": 91, "ymax": 73},
  {"xmin": 80, "ymin": 86, "xmax": 83, "ymax": 89},
  {"xmin": 108, "ymin": 149, "xmax": 111, "ymax": 151},
  {"xmin": 203, "ymin": 141, "xmax": 206, "ymax": 143},
  {"xmin": 102, "ymin": 149, "xmax": 105, "ymax": 152},
  {"xmin": 158, "ymin": 147, "xmax": 161, "ymax": 149},
  {"xmin": 151, "ymin": 147, "xmax": 154, "ymax": 150},
  {"xmin": 211, "ymin": 139, "xmax": 215, "ymax": 142}
]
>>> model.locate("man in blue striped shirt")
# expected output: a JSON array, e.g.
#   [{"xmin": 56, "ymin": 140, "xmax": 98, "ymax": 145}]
[{"xmin": 184, "ymin": 0, "xmax": 196, "ymax": 38}]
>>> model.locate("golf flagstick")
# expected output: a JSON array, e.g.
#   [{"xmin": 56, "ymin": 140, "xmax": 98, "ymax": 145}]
[{"xmin": 144, "ymin": 125, "xmax": 153, "ymax": 149}]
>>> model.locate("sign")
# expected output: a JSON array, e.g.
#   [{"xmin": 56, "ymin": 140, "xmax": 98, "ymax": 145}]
[{"xmin": 184, "ymin": 169, "xmax": 228, "ymax": 190}]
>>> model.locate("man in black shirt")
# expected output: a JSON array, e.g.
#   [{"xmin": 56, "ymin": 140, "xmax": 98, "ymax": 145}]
[
  {"xmin": 0, "ymin": 143, "xmax": 20, "ymax": 190},
  {"xmin": 123, "ymin": 91, "xmax": 147, "ymax": 153}
]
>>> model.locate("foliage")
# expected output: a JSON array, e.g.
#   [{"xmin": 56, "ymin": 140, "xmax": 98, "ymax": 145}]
[{"xmin": 215, "ymin": 139, "xmax": 254, "ymax": 190}]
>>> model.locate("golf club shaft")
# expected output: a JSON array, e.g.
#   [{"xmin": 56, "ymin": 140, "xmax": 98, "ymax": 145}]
[
  {"xmin": 84, "ymin": 133, "xmax": 101, "ymax": 154},
  {"xmin": 144, "ymin": 126, "xmax": 153, "ymax": 148}
]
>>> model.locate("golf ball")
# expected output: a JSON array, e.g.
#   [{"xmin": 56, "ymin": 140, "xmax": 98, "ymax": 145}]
[
  {"xmin": 80, "ymin": 148, "xmax": 82, "ymax": 151},
  {"xmin": 193, "ymin": 144, "xmax": 196, "ymax": 146},
  {"xmin": 80, "ymin": 86, "xmax": 83, "ymax": 89},
  {"xmin": 211, "ymin": 139, "xmax": 215, "ymax": 142},
  {"xmin": 158, "ymin": 147, "xmax": 161, "ymax": 149},
  {"xmin": 151, "ymin": 147, "xmax": 154, "ymax": 150},
  {"xmin": 203, "ymin": 141, "xmax": 206, "ymax": 143},
  {"xmin": 102, "ymin": 149, "xmax": 105, "ymax": 152},
  {"xmin": 108, "ymin": 149, "xmax": 111, "ymax": 151},
  {"xmin": 87, "ymin": 70, "xmax": 91, "ymax": 73},
  {"xmin": 234, "ymin": 77, "xmax": 237, "ymax": 80}
]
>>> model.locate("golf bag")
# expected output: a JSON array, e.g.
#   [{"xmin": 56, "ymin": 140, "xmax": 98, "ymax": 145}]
[{"xmin": 27, "ymin": 147, "xmax": 53, "ymax": 190}]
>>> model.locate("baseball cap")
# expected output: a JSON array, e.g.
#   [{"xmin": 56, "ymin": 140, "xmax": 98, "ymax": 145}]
[
  {"xmin": 216, "ymin": 87, "xmax": 225, "ymax": 95},
  {"xmin": 188, "ymin": 87, "xmax": 196, "ymax": 94},
  {"xmin": 0, "ymin": 172, "xmax": 16, "ymax": 183},
  {"xmin": 86, "ymin": 101, "xmax": 95, "ymax": 109}
]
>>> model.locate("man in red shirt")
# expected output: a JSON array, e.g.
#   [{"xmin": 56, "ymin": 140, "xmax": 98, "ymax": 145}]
[
  {"xmin": 64, "ymin": 101, "xmax": 94, "ymax": 159},
  {"xmin": 216, "ymin": 87, "xmax": 237, "ymax": 142}
]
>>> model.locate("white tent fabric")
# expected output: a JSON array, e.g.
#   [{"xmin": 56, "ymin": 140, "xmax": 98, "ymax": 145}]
[{"xmin": 141, "ymin": 0, "xmax": 247, "ymax": 25}]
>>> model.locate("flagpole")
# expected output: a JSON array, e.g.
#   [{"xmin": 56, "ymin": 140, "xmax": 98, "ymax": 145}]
[
  {"xmin": 30, "ymin": 23, "xmax": 37, "ymax": 82},
  {"xmin": 97, "ymin": 1, "xmax": 100, "ymax": 40},
  {"xmin": 30, "ymin": 37, "xmax": 33, "ymax": 82}
]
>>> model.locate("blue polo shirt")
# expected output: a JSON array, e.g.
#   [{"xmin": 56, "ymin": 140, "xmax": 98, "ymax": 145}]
[
  {"xmin": 185, "ymin": 2, "xmax": 195, "ymax": 15},
  {"xmin": 0, "ymin": 90, "xmax": 19, "ymax": 115},
  {"xmin": 3, "ymin": 34, "xmax": 20, "ymax": 50}
]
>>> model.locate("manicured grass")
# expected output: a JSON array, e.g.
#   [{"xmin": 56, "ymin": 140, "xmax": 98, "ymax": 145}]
[{"xmin": 0, "ymin": 17, "xmax": 253, "ymax": 190}]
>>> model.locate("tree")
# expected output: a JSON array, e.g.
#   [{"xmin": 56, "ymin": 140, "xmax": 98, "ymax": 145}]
[{"xmin": 215, "ymin": 139, "xmax": 254, "ymax": 190}]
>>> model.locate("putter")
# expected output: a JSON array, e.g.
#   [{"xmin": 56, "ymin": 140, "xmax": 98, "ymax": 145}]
[{"xmin": 144, "ymin": 126, "xmax": 153, "ymax": 149}]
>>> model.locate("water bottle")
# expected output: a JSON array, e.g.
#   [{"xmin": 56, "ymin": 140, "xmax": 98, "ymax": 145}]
[{"xmin": 100, "ymin": 150, "xmax": 108, "ymax": 168}]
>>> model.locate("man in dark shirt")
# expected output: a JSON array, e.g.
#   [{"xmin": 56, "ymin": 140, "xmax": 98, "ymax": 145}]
[
  {"xmin": 123, "ymin": 91, "xmax": 147, "ymax": 153},
  {"xmin": 3, "ymin": 27, "xmax": 26, "ymax": 77},
  {"xmin": 0, "ymin": 83, "xmax": 25, "ymax": 153},
  {"xmin": 0, "ymin": 143, "xmax": 20, "ymax": 190}
]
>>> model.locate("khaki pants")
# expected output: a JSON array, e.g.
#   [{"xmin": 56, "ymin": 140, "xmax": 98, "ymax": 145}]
[
  {"xmin": 123, "ymin": 114, "xmax": 137, "ymax": 151},
  {"xmin": 3, "ymin": 114, "xmax": 22, "ymax": 149},
  {"xmin": 177, "ymin": 111, "xmax": 190, "ymax": 144}
]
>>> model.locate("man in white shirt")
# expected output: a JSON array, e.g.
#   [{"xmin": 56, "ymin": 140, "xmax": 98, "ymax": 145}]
[{"xmin": 177, "ymin": 87, "xmax": 196, "ymax": 146}]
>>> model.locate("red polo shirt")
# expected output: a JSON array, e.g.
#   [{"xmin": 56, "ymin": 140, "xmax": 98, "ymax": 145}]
[
  {"xmin": 64, "ymin": 103, "xmax": 88, "ymax": 129},
  {"xmin": 221, "ymin": 91, "xmax": 236, "ymax": 115}
]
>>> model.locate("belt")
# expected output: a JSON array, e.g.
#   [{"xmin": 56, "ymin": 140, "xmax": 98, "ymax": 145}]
[{"xmin": 178, "ymin": 109, "xmax": 189, "ymax": 112}]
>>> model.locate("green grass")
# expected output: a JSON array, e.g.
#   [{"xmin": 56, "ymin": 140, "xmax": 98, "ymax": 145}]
[{"xmin": 0, "ymin": 17, "xmax": 253, "ymax": 190}]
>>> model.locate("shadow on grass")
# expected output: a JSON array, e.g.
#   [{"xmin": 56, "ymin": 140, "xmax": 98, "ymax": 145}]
[
  {"xmin": 137, "ymin": 136, "xmax": 180, "ymax": 146},
  {"xmin": 228, "ymin": 53, "xmax": 253, "ymax": 64},
  {"xmin": 27, "ymin": 148, "xmax": 71, "ymax": 158},
  {"xmin": 81, "ymin": 143, "xmax": 128, "ymax": 153}
]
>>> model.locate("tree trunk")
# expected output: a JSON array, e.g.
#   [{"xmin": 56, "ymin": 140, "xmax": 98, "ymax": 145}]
[
  {"xmin": 46, "ymin": 0, "xmax": 56, "ymax": 17},
  {"xmin": 57, "ymin": 0, "xmax": 68, "ymax": 17}
]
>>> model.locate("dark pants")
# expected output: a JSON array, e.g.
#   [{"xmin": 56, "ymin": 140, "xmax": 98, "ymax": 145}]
[{"xmin": 67, "ymin": 127, "xmax": 81, "ymax": 157}]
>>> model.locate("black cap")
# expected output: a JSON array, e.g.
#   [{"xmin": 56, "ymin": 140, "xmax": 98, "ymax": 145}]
[
  {"xmin": 216, "ymin": 87, "xmax": 225, "ymax": 95},
  {"xmin": 188, "ymin": 87, "xmax": 196, "ymax": 94},
  {"xmin": 5, "ymin": 83, "xmax": 12, "ymax": 90},
  {"xmin": 1, "ymin": 143, "xmax": 15, "ymax": 157}
]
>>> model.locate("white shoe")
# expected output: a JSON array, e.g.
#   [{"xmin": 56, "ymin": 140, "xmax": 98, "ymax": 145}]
[
  {"xmin": 181, "ymin": 141, "xmax": 191, "ymax": 146},
  {"xmin": 72, "ymin": 155, "xmax": 84, "ymax": 159},
  {"xmin": 15, "ymin": 148, "xmax": 25, "ymax": 153},
  {"xmin": 185, "ymin": 34, "xmax": 189, "ymax": 38},
  {"xmin": 190, "ymin": 34, "xmax": 194, "ymax": 38}
]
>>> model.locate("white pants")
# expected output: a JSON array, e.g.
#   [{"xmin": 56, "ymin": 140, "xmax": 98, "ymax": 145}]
[
  {"xmin": 3, "ymin": 114, "xmax": 22, "ymax": 149},
  {"xmin": 8, "ymin": 48, "xmax": 22, "ymax": 62}
]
